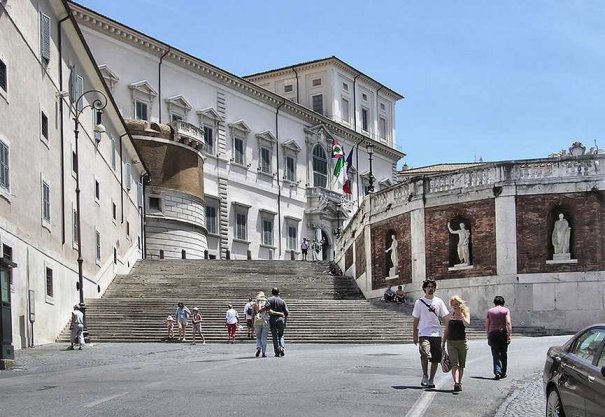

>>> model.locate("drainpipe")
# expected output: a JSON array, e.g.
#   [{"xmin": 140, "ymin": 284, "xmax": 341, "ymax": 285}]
[
  {"xmin": 291, "ymin": 66, "xmax": 300, "ymax": 103},
  {"xmin": 140, "ymin": 172, "xmax": 149, "ymax": 259},
  {"xmin": 352, "ymin": 73, "xmax": 361, "ymax": 206},
  {"xmin": 58, "ymin": 14, "xmax": 70, "ymax": 244},
  {"xmin": 276, "ymin": 100, "xmax": 286, "ymax": 258},
  {"xmin": 158, "ymin": 48, "xmax": 170, "ymax": 123}
]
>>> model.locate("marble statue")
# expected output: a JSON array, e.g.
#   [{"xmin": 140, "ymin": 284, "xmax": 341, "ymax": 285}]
[
  {"xmin": 385, "ymin": 234, "xmax": 398, "ymax": 277},
  {"xmin": 552, "ymin": 213, "xmax": 571, "ymax": 255},
  {"xmin": 448, "ymin": 222, "xmax": 471, "ymax": 266}
]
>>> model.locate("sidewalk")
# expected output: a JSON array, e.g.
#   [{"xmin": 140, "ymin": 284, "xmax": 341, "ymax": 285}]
[{"xmin": 495, "ymin": 372, "xmax": 544, "ymax": 417}]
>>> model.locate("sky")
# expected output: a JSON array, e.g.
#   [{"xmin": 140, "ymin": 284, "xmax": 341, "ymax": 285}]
[{"xmin": 76, "ymin": 0, "xmax": 605, "ymax": 168}]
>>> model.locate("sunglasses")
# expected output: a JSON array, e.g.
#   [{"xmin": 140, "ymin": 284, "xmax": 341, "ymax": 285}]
[{"xmin": 425, "ymin": 285, "xmax": 435, "ymax": 289}]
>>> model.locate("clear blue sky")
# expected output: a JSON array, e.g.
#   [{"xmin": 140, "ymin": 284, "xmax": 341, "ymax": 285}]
[{"xmin": 77, "ymin": 0, "xmax": 605, "ymax": 168}]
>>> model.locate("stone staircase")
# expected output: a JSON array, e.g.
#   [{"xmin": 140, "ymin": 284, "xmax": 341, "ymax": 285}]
[{"xmin": 57, "ymin": 260, "xmax": 548, "ymax": 344}]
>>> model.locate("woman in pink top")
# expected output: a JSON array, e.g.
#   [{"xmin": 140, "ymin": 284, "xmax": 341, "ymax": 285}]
[{"xmin": 485, "ymin": 296, "xmax": 512, "ymax": 379}]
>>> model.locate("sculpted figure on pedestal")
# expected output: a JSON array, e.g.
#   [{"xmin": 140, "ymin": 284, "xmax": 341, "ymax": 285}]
[
  {"xmin": 448, "ymin": 222, "xmax": 471, "ymax": 266},
  {"xmin": 385, "ymin": 234, "xmax": 398, "ymax": 276},
  {"xmin": 552, "ymin": 213, "xmax": 571, "ymax": 255}
]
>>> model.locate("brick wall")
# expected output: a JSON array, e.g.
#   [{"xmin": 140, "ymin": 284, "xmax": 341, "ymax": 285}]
[
  {"xmin": 355, "ymin": 232, "xmax": 365, "ymax": 279},
  {"xmin": 425, "ymin": 200, "xmax": 496, "ymax": 280},
  {"xmin": 370, "ymin": 212, "xmax": 412, "ymax": 289},
  {"xmin": 134, "ymin": 139, "xmax": 205, "ymax": 200},
  {"xmin": 517, "ymin": 192, "xmax": 604, "ymax": 273}
]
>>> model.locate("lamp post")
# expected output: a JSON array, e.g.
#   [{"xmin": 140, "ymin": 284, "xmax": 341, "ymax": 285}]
[
  {"xmin": 366, "ymin": 143, "xmax": 375, "ymax": 193},
  {"xmin": 73, "ymin": 90, "xmax": 107, "ymax": 341}
]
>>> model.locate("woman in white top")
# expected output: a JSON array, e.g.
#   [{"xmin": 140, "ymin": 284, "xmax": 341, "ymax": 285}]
[{"xmin": 225, "ymin": 304, "xmax": 239, "ymax": 344}]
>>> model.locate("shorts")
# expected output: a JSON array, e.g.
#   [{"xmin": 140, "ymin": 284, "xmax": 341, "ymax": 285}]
[
  {"xmin": 419, "ymin": 336, "xmax": 442, "ymax": 363},
  {"xmin": 178, "ymin": 319, "xmax": 187, "ymax": 327},
  {"xmin": 302, "ymin": 249, "xmax": 308, "ymax": 255},
  {"xmin": 447, "ymin": 339, "xmax": 468, "ymax": 368}
]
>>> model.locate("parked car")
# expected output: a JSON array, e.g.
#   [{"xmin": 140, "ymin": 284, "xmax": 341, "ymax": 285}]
[{"xmin": 543, "ymin": 324, "xmax": 605, "ymax": 417}]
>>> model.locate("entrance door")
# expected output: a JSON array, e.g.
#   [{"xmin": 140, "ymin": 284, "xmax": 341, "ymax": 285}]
[{"xmin": 0, "ymin": 267, "xmax": 13, "ymax": 361}]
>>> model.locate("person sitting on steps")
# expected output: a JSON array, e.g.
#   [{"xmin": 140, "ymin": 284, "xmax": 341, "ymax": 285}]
[{"xmin": 394, "ymin": 285, "xmax": 407, "ymax": 304}]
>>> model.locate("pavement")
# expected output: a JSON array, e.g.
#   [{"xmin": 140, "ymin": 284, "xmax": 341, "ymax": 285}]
[{"xmin": 0, "ymin": 336, "xmax": 568, "ymax": 417}]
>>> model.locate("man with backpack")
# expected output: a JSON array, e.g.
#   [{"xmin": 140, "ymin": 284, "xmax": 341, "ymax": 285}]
[
  {"xmin": 411, "ymin": 280, "xmax": 450, "ymax": 389},
  {"xmin": 243, "ymin": 298, "xmax": 254, "ymax": 339}
]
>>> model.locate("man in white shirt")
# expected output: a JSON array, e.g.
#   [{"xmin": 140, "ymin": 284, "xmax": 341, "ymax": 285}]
[
  {"xmin": 68, "ymin": 304, "xmax": 84, "ymax": 350},
  {"xmin": 225, "ymin": 304, "xmax": 239, "ymax": 344},
  {"xmin": 412, "ymin": 280, "xmax": 450, "ymax": 389}
]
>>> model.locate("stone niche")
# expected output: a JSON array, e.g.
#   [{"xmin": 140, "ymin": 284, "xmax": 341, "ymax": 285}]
[{"xmin": 370, "ymin": 212, "xmax": 411, "ymax": 289}]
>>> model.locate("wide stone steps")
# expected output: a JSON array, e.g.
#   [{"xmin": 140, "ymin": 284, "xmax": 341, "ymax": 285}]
[{"xmin": 57, "ymin": 259, "xmax": 494, "ymax": 344}]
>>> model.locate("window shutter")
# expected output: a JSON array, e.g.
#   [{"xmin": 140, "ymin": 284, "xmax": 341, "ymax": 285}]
[
  {"xmin": 40, "ymin": 13, "xmax": 51, "ymax": 63},
  {"xmin": 125, "ymin": 162, "xmax": 132, "ymax": 190},
  {"xmin": 69, "ymin": 65, "xmax": 76, "ymax": 105},
  {"xmin": 0, "ymin": 60, "xmax": 7, "ymax": 92}
]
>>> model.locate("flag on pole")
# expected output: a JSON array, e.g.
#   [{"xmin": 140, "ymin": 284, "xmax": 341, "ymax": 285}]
[
  {"xmin": 342, "ymin": 149, "xmax": 354, "ymax": 195},
  {"xmin": 332, "ymin": 141, "xmax": 346, "ymax": 186}
]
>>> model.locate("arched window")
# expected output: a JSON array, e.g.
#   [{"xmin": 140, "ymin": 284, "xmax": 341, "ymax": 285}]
[{"xmin": 312, "ymin": 145, "xmax": 328, "ymax": 188}]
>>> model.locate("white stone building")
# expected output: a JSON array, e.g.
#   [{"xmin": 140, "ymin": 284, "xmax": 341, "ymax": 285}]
[
  {"xmin": 0, "ymin": 0, "xmax": 144, "ymax": 352},
  {"xmin": 71, "ymin": 3, "xmax": 405, "ymax": 261}
]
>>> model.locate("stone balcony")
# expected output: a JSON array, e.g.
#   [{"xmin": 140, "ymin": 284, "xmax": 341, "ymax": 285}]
[{"xmin": 169, "ymin": 120, "xmax": 205, "ymax": 152}]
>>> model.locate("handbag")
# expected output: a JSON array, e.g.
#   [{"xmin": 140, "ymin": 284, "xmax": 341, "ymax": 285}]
[{"xmin": 441, "ymin": 349, "xmax": 451, "ymax": 373}]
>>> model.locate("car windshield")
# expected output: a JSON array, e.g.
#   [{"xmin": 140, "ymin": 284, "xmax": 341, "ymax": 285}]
[{"xmin": 570, "ymin": 328, "xmax": 605, "ymax": 364}]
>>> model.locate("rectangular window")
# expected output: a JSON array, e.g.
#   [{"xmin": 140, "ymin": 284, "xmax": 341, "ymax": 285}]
[
  {"xmin": 312, "ymin": 94, "xmax": 323, "ymax": 115},
  {"xmin": 3, "ymin": 244, "xmax": 13, "ymax": 287},
  {"xmin": 284, "ymin": 84, "xmax": 293, "ymax": 93},
  {"xmin": 42, "ymin": 181, "xmax": 50, "ymax": 222},
  {"xmin": 312, "ymin": 78, "xmax": 322, "ymax": 87},
  {"xmin": 206, "ymin": 205, "xmax": 217, "ymax": 234},
  {"xmin": 72, "ymin": 150, "xmax": 78, "ymax": 175},
  {"xmin": 149, "ymin": 196, "xmax": 161, "ymax": 211},
  {"xmin": 379, "ymin": 117, "xmax": 387, "ymax": 139},
  {"xmin": 73, "ymin": 208, "xmax": 78, "ymax": 246},
  {"xmin": 235, "ymin": 211, "xmax": 247, "ymax": 240},
  {"xmin": 260, "ymin": 147, "xmax": 271, "ymax": 173},
  {"xmin": 341, "ymin": 98, "xmax": 349, "ymax": 123},
  {"xmin": 126, "ymin": 221, "xmax": 130, "ymax": 237},
  {"xmin": 362, "ymin": 93, "xmax": 368, "ymax": 101},
  {"xmin": 380, "ymin": 103, "xmax": 386, "ymax": 111},
  {"xmin": 262, "ymin": 219, "xmax": 273, "ymax": 246},
  {"xmin": 125, "ymin": 162, "xmax": 132, "ymax": 190},
  {"xmin": 95, "ymin": 230, "xmax": 101, "ymax": 261},
  {"xmin": 285, "ymin": 156, "xmax": 295, "ymax": 182},
  {"xmin": 362, "ymin": 108, "xmax": 369, "ymax": 131},
  {"xmin": 45, "ymin": 267, "xmax": 53, "ymax": 298},
  {"xmin": 95, "ymin": 180, "xmax": 100, "ymax": 200},
  {"xmin": 135, "ymin": 100, "xmax": 148, "ymax": 121},
  {"xmin": 234, "ymin": 138, "xmax": 245, "ymax": 165},
  {"xmin": 204, "ymin": 126, "xmax": 214, "ymax": 155},
  {"xmin": 170, "ymin": 113, "xmax": 182, "ymax": 122},
  {"xmin": 342, "ymin": 82, "xmax": 349, "ymax": 91},
  {"xmin": 0, "ymin": 59, "xmax": 7, "ymax": 92},
  {"xmin": 41, "ymin": 111, "xmax": 49, "ymax": 140},
  {"xmin": 0, "ymin": 140, "xmax": 9, "ymax": 191},
  {"xmin": 287, "ymin": 225, "xmax": 297, "ymax": 251},
  {"xmin": 111, "ymin": 136, "xmax": 117, "ymax": 170},
  {"xmin": 112, "ymin": 202, "xmax": 117, "ymax": 220},
  {"xmin": 40, "ymin": 13, "xmax": 51, "ymax": 63}
]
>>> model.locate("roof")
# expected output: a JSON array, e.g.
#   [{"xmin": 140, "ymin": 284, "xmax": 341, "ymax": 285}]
[{"xmin": 243, "ymin": 56, "xmax": 404, "ymax": 101}]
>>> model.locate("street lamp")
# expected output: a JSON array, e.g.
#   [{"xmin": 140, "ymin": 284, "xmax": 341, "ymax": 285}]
[
  {"xmin": 73, "ymin": 90, "xmax": 108, "ymax": 342},
  {"xmin": 366, "ymin": 143, "xmax": 375, "ymax": 193}
]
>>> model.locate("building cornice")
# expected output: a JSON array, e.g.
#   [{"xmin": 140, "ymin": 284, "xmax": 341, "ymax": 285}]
[{"xmin": 69, "ymin": 2, "xmax": 404, "ymax": 162}]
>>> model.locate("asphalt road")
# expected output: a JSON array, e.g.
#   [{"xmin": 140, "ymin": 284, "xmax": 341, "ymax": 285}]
[{"xmin": 0, "ymin": 335, "xmax": 570, "ymax": 417}]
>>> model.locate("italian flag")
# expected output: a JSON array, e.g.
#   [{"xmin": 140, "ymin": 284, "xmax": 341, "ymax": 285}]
[
  {"xmin": 342, "ymin": 149, "xmax": 354, "ymax": 194},
  {"xmin": 332, "ymin": 141, "xmax": 346, "ymax": 187}
]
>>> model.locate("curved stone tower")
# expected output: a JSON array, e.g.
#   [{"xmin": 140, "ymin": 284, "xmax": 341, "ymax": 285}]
[{"xmin": 127, "ymin": 119, "xmax": 207, "ymax": 259}]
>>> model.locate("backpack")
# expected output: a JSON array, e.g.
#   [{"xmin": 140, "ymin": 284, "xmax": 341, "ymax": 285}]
[{"xmin": 246, "ymin": 306, "xmax": 253, "ymax": 315}]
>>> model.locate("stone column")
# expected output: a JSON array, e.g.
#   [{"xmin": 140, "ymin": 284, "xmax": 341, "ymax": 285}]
[
  {"xmin": 410, "ymin": 208, "xmax": 426, "ymax": 284},
  {"xmin": 495, "ymin": 187, "xmax": 518, "ymax": 276}
]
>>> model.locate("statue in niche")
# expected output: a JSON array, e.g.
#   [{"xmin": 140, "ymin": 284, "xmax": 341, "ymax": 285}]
[
  {"xmin": 448, "ymin": 222, "xmax": 471, "ymax": 266},
  {"xmin": 385, "ymin": 234, "xmax": 399, "ymax": 277},
  {"xmin": 552, "ymin": 213, "xmax": 571, "ymax": 256}
]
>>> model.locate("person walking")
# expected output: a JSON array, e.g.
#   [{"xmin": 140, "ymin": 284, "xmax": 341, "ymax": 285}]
[
  {"xmin": 175, "ymin": 302, "xmax": 191, "ymax": 341},
  {"xmin": 266, "ymin": 287, "xmax": 289, "ymax": 357},
  {"xmin": 243, "ymin": 298, "xmax": 254, "ymax": 340},
  {"xmin": 225, "ymin": 304, "xmax": 239, "ymax": 344},
  {"xmin": 191, "ymin": 307, "xmax": 205, "ymax": 345},
  {"xmin": 253, "ymin": 291, "xmax": 270, "ymax": 357},
  {"xmin": 68, "ymin": 304, "xmax": 85, "ymax": 350},
  {"xmin": 412, "ymin": 280, "xmax": 450, "ymax": 389},
  {"xmin": 486, "ymin": 296, "xmax": 512, "ymax": 379},
  {"xmin": 443, "ymin": 295, "xmax": 470, "ymax": 392},
  {"xmin": 300, "ymin": 238, "xmax": 309, "ymax": 261}
]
